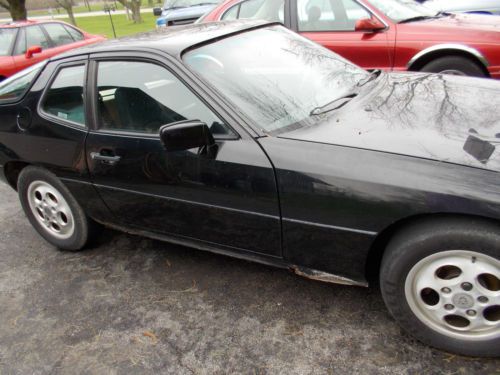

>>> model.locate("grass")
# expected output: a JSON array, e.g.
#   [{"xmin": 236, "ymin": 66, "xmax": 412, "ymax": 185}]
[
  {"xmin": 61, "ymin": 13, "xmax": 157, "ymax": 38},
  {"xmin": 1, "ymin": 1, "xmax": 162, "ymax": 19}
]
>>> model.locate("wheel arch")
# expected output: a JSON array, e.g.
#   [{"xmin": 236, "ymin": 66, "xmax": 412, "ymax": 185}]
[
  {"xmin": 407, "ymin": 44, "xmax": 490, "ymax": 77},
  {"xmin": 364, "ymin": 212, "xmax": 500, "ymax": 285},
  {"xmin": 3, "ymin": 161, "xmax": 31, "ymax": 190}
]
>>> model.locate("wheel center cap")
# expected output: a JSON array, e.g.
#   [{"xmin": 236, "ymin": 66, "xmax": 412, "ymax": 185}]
[
  {"xmin": 452, "ymin": 293, "xmax": 474, "ymax": 309},
  {"xmin": 43, "ymin": 207, "xmax": 51, "ymax": 217}
]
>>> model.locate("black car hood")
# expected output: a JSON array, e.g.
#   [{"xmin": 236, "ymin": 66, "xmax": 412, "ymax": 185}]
[{"xmin": 279, "ymin": 73, "xmax": 500, "ymax": 172}]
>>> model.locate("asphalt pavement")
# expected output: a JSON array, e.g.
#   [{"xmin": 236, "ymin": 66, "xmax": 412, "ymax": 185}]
[{"xmin": 0, "ymin": 181, "xmax": 499, "ymax": 374}]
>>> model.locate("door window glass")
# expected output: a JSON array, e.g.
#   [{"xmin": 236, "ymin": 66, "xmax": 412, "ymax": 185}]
[
  {"xmin": 43, "ymin": 23, "xmax": 74, "ymax": 47},
  {"xmin": 96, "ymin": 61, "xmax": 233, "ymax": 136},
  {"xmin": 0, "ymin": 61, "xmax": 45, "ymax": 103},
  {"xmin": 13, "ymin": 28, "xmax": 26, "ymax": 55},
  {"xmin": 26, "ymin": 25, "xmax": 50, "ymax": 50},
  {"xmin": 297, "ymin": 0, "xmax": 370, "ymax": 31},
  {"xmin": 0, "ymin": 28, "xmax": 17, "ymax": 56},
  {"xmin": 42, "ymin": 65, "xmax": 86, "ymax": 126},
  {"xmin": 64, "ymin": 25, "xmax": 84, "ymax": 41},
  {"xmin": 221, "ymin": 0, "xmax": 284, "ymax": 22},
  {"xmin": 221, "ymin": 4, "xmax": 239, "ymax": 19}
]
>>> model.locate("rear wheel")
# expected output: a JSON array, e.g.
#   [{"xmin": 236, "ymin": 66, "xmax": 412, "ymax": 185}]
[
  {"xmin": 420, "ymin": 56, "xmax": 486, "ymax": 77},
  {"xmin": 380, "ymin": 218, "xmax": 500, "ymax": 357},
  {"xmin": 18, "ymin": 166, "xmax": 92, "ymax": 251}
]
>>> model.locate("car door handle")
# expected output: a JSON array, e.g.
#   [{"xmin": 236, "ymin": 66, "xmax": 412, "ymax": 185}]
[{"xmin": 90, "ymin": 152, "xmax": 121, "ymax": 165}]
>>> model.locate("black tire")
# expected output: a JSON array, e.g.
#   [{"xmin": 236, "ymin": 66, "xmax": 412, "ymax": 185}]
[
  {"xmin": 420, "ymin": 56, "xmax": 486, "ymax": 77},
  {"xmin": 18, "ymin": 166, "xmax": 92, "ymax": 251},
  {"xmin": 380, "ymin": 218, "xmax": 500, "ymax": 357}
]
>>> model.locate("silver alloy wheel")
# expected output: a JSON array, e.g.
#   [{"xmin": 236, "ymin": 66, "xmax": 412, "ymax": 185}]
[
  {"xmin": 439, "ymin": 69, "xmax": 467, "ymax": 76},
  {"xmin": 27, "ymin": 180, "xmax": 75, "ymax": 240},
  {"xmin": 405, "ymin": 250, "xmax": 500, "ymax": 341}
]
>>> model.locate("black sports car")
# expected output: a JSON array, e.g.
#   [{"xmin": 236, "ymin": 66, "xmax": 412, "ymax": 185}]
[{"xmin": 0, "ymin": 20, "xmax": 498, "ymax": 357}]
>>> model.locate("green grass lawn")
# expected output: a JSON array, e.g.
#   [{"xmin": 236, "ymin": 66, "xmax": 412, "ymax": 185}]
[{"xmin": 62, "ymin": 13, "xmax": 156, "ymax": 38}]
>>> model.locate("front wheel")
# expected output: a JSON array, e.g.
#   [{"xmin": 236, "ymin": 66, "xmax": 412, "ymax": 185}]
[
  {"xmin": 420, "ymin": 56, "xmax": 486, "ymax": 77},
  {"xmin": 18, "ymin": 166, "xmax": 92, "ymax": 251},
  {"xmin": 380, "ymin": 218, "xmax": 500, "ymax": 357}
]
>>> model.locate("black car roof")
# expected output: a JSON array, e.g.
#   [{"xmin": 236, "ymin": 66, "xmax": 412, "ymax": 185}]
[{"xmin": 53, "ymin": 20, "xmax": 275, "ymax": 61}]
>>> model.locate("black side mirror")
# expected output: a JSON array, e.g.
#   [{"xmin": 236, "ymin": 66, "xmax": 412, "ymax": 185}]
[
  {"xmin": 153, "ymin": 7, "xmax": 163, "ymax": 16},
  {"xmin": 159, "ymin": 120, "xmax": 215, "ymax": 152}
]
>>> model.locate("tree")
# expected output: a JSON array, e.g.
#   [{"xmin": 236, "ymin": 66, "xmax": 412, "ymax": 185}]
[
  {"xmin": 54, "ymin": 0, "xmax": 77, "ymax": 26},
  {"xmin": 116, "ymin": 0, "xmax": 142, "ymax": 23},
  {"xmin": 0, "ymin": 0, "xmax": 27, "ymax": 21}
]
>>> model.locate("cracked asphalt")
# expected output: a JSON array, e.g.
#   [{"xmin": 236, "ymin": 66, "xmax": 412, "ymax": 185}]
[{"xmin": 0, "ymin": 182, "xmax": 499, "ymax": 374}]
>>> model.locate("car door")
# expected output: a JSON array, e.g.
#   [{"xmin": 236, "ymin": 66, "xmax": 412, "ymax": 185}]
[
  {"xmin": 11, "ymin": 25, "xmax": 54, "ymax": 72},
  {"xmin": 85, "ymin": 53, "xmax": 282, "ymax": 257},
  {"xmin": 292, "ymin": 0, "xmax": 395, "ymax": 70}
]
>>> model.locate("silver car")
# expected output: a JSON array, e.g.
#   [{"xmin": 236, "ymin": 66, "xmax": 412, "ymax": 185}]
[{"xmin": 423, "ymin": 0, "xmax": 500, "ymax": 15}]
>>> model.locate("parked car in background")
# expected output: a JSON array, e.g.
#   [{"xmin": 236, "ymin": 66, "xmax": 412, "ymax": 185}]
[
  {"xmin": 0, "ymin": 20, "xmax": 499, "ymax": 357},
  {"xmin": 199, "ymin": 0, "xmax": 500, "ymax": 78},
  {"xmin": 421, "ymin": 0, "xmax": 500, "ymax": 16},
  {"xmin": 154, "ymin": 0, "xmax": 222, "ymax": 27},
  {"xmin": 0, "ymin": 20, "xmax": 105, "ymax": 82}
]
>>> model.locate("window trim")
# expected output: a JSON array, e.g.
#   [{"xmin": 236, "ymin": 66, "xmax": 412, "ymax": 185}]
[
  {"xmin": 37, "ymin": 60, "xmax": 89, "ymax": 130},
  {"xmin": 88, "ymin": 56, "xmax": 240, "ymax": 141}
]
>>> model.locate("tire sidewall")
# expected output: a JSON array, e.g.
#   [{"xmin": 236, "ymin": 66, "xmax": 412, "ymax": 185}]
[
  {"xmin": 421, "ymin": 56, "xmax": 485, "ymax": 77},
  {"xmin": 380, "ymin": 221, "xmax": 500, "ymax": 357},
  {"xmin": 18, "ymin": 166, "xmax": 89, "ymax": 251}
]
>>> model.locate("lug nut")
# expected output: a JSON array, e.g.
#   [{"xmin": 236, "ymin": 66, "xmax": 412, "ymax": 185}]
[
  {"xmin": 478, "ymin": 296, "xmax": 489, "ymax": 303},
  {"xmin": 444, "ymin": 304, "xmax": 454, "ymax": 310},
  {"xmin": 461, "ymin": 282, "xmax": 473, "ymax": 291},
  {"xmin": 466, "ymin": 310, "xmax": 476, "ymax": 317},
  {"xmin": 441, "ymin": 287, "xmax": 451, "ymax": 294}
]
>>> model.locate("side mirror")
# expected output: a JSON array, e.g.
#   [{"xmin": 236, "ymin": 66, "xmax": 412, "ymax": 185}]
[
  {"xmin": 159, "ymin": 120, "xmax": 214, "ymax": 152},
  {"xmin": 354, "ymin": 18, "xmax": 385, "ymax": 33},
  {"xmin": 25, "ymin": 45, "xmax": 42, "ymax": 59},
  {"xmin": 153, "ymin": 7, "xmax": 163, "ymax": 16}
]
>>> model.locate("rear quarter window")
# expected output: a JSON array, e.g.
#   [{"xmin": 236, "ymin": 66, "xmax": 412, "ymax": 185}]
[{"xmin": 0, "ymin": 61, "xmax": 46, "ymax": 104}]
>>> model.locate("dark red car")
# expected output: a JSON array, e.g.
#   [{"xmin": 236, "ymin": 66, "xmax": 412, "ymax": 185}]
[
  {"xmin": 200, "ymin": 0, "xmax": 500, "ymax": 78},
  {"xmin": 0, "ymin": 20, "xmax": 105, "ymax": 81}
]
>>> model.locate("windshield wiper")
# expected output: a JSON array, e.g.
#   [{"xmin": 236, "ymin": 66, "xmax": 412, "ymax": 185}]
[
  {"xmin": 399, "ymin": 11, "xmax": 448, "ymax": 24},
  {"xmin": 309, "ymin": 93, "xmax": 357, "ymax": 116},
  {"xmin": 189, "ymin": 2, "xmax": 216, "ymax": 6},
  {"xmin": 357, "ymin": 69, "xmax": 382, "ymax": 87}
]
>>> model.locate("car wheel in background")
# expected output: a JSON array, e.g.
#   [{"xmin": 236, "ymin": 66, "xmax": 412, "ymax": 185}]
[
  {"xmin": 420, "ymin": 56, "xmax": 486, "ymax": 77},
  {"xmin": 18, "ymin": 166, "xmax": 93, "ymax": 251},
  {"xmin": 380, "ymin": 218, "xmax": 500, "ymax": 357}
]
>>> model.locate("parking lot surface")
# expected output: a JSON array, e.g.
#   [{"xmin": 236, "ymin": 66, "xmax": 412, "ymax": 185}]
[{"xmin": 0, "ymin": 182, "xmax": 499, "ymax": 374}]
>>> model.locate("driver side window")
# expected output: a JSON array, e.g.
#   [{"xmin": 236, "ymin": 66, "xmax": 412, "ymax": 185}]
[
  {"xmin": 297, "ymin": 0, "xmax": 370, "ymax": 31},
  {"xmin": 96, "ymin": 61, "xmax": 234, "ymax": 136},
  {"xmin": 221, "ymin": 0, "xmax": 284, "ymax": 23}
]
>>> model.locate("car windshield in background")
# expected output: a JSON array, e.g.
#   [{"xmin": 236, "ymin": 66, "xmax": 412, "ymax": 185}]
[
  {"xmin": 0, "ymin": 62, "xmax": 46, "ymax": 102},
  {"xmin": 164, "ymin": 0, "xmax": 218, "ymax": 8},
  {"xmin": 0, "ymin": 28, "xmax": 17, "ymax": 56},
  {"xmin": 184, "ymin": 26, "xmax": 367, "ymax": 134},
  {"xmin": 368, "ymin": 0, "xmax": 438, "ymax": 22}
]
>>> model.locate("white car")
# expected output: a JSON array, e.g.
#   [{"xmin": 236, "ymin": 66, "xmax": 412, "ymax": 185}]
[{"xmin": 422, "ymin": 0, "xmax": 500, "ymax": 15}]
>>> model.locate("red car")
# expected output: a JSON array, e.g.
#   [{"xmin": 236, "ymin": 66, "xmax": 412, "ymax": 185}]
[
  {"xmin": 200, "ymin": 0, "xmax": 500, "ymax": 78},
  {"xmin": 0, "ymin": 20, "xmax": 105, "ymax": 81}
]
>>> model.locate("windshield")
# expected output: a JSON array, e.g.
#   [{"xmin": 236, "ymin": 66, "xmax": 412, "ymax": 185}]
[
  {"xmin": 0, "ymin": 28, "xmax": 17, "ymax": 56},
  {"xmin": 0, "ymin": 61, "xmax": 46, "ymax": 102},
  {"xmin": 164, "ymin": 0, "xmax": 219, "ymax": 8},
  {"xmin": 184, "ymin": 26, "xmax": 367, "ymax": 134},
  {"xmin": 367, "ymin": 0, "xmax": 436, "ymax": 22}
]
